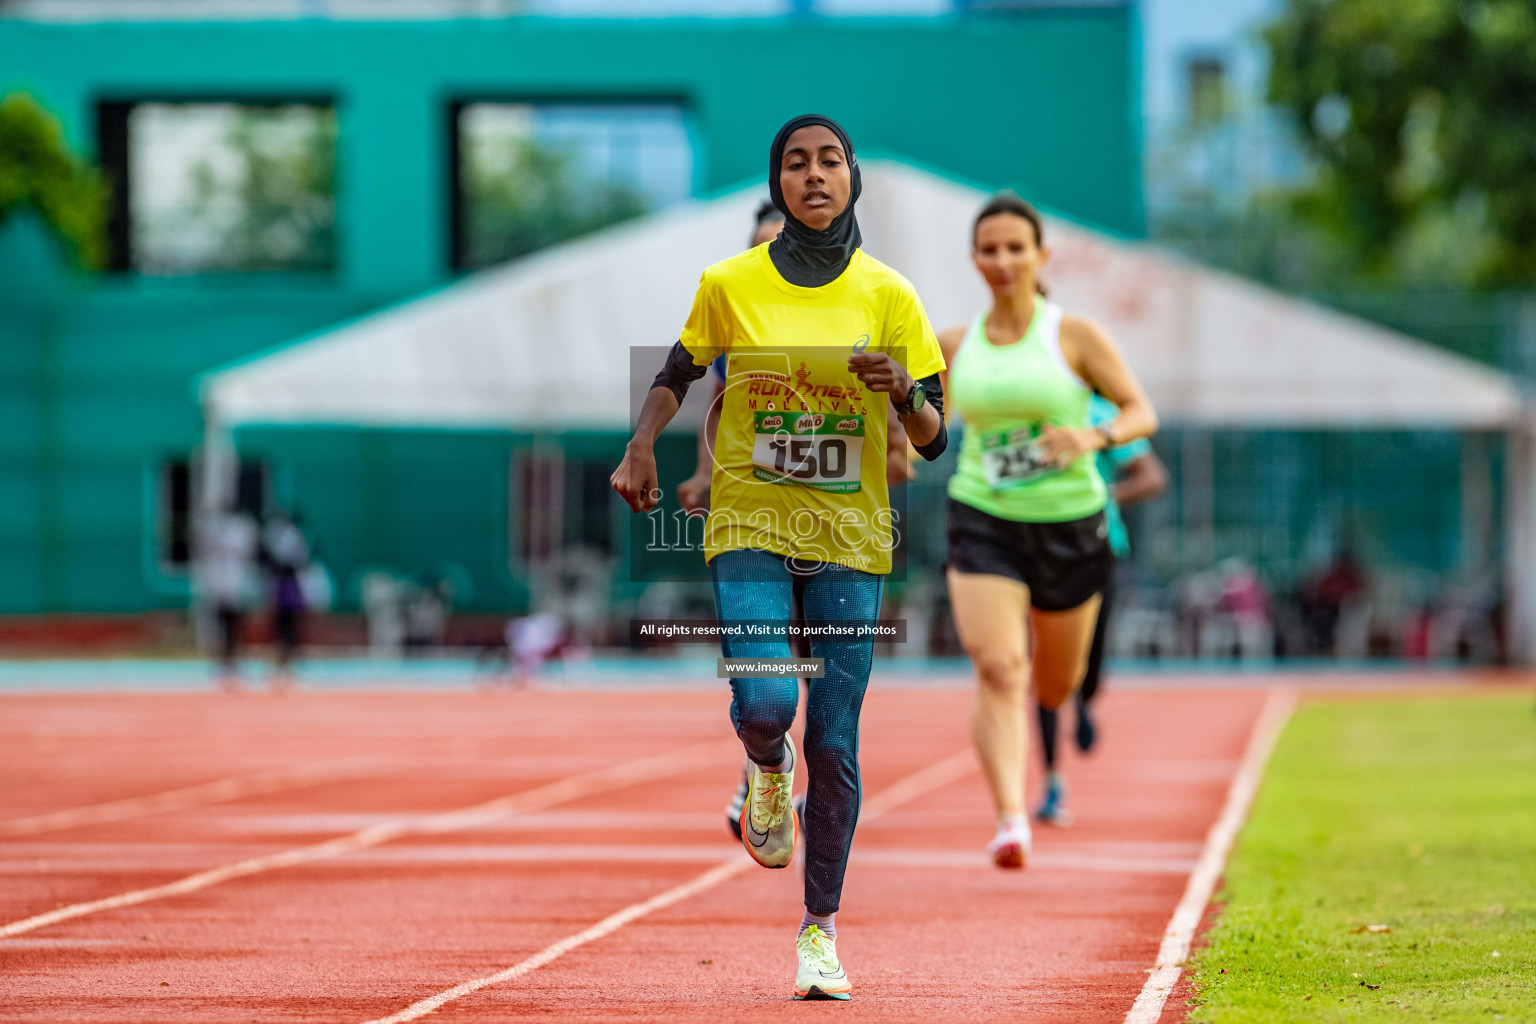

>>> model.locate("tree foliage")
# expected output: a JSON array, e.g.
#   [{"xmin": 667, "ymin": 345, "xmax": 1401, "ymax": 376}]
[
  {"xmin": 1266, "ymin": 0, "xmax": 1536, "ymax": 286},
  {"xmin": 462, "ymin": 135, "xmax": 646, "ymax": 268},
  {"xmin": 185, "ymin": 106, "xmax": 337, "ymax": 272},
  {"xmin": 0, "ymin": 92, "xmax": 108, "ymax": 269}
]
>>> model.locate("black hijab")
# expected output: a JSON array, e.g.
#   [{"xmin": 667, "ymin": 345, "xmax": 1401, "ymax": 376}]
[{"xmin": 767, "ymin": 114, "xmax": 862, "ymax": 288}]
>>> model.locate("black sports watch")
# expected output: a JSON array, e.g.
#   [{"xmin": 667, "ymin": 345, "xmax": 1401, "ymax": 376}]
[{"xmin": 894, "ymin": 381, "xmax": 926, "ymax": 417}]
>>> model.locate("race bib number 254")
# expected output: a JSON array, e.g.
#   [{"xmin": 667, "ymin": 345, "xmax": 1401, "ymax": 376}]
[{"xmin": 980, "ymin": 425, "xmax": 1059, "ymax": 489}]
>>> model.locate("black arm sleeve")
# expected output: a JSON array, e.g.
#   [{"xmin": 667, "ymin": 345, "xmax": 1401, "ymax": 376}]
[
  {"xmin": 910, "ymin": 373, "xmax": 948, "ymax": 462},
  {"xmin": 650, "ymin": 340, "xmax": 710, "ymax": 405},
  {"xmin": 918, "ymin": 373, "xmax": 944, "ymax": 419}
]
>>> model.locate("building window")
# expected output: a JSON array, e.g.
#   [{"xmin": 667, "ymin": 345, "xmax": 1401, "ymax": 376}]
[
  {"xmin": 158, "ymin": 461, "xmax": 194, "ymax": 568},
  {"xmin": 514, "ymin": 452, "xmax": 564, "ymax": 566},
  {"xmin": 452, "ymin": 101, "xmax": 693, "ymax": 270},
  {"xmin": 1187, "ymin": 56, "xmax": 1227, "ymax": 127},
  {"xmin": 567, "ymin": 460, "xmax": 616, "ymax": 554},
  {"xmin": 98, "ymin": 100, "xmax": 337, "ymax": 274},
  {"xmin": 157, "ymin": 459, "xmax": 268, "ymax": 568},
  {"xmin": 512, "ymin": 454, "xmax": 615, "ymax": 567}
]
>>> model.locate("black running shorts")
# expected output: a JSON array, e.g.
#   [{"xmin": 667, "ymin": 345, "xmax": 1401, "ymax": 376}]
[{"xmin": 946, "ymin": 498, "xmax": 1112, "ymax": 612}]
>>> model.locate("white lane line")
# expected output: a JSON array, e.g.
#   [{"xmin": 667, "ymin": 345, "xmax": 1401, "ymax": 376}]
[
  {"xmin": 0, "ymin": 844, "xmax": 1199, "ymax": 876},
  {"xmin": 0, "ymin": 738, "xmax": 736, "ymax": 939},
  {"xmin": 363, "ymin": 856, "xmax": 752, "ymax": 1024},
  {"xmin": 359, "ymin": 749, "xmax": 979, "ymax": 1024},
  {"xmin": 1123, "ymin": 687, "xmax": 1297, "ymax": 1024},
  {"xmin": 855, "ymin": 849, "xmax": 1199, "ymax": 874},
  {"xmin": 371, "ymin": 845, "xmax": 1191, "ymax": 875},
  {"xmin": 0, "ymin": 753, "xmax": 404, "ymax": 838},
  {"xmin": 0, "ymin": 723, "xmax": 578, "ymax": 839}
]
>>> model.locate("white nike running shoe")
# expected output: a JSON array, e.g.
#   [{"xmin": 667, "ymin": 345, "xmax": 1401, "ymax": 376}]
[
  {"xmin": 794, "ymin": 925, "xmax": 851, "ymax": 1000},
  {"xmin": 987, "ymin": 820, "xmax": 1033, "ymax": 870},
  {"xmin": 740, "ymin": 736, "xmax": 796, "ymax": 868}
]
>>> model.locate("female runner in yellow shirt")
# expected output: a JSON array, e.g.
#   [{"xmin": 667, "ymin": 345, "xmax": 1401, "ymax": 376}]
[{"xmin": 612, "ymin": 115, "xmax": 947, "ymax": 1000}]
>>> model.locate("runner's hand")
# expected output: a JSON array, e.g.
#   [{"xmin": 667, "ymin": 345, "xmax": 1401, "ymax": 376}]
[
  {"xmin": 1036, "ymin": 424, "xmax": 1103, "ymax": 466},
  {"xmin": 848, "ymin": 352, "xmax": 913, "ymax": 396},
  {"xmin": 677, "ymin": 472, "xmax": 710, "ymax": 515},
  {"xmin": 611, "ymin": 445, "xmax": 661, "ymax": 512}
]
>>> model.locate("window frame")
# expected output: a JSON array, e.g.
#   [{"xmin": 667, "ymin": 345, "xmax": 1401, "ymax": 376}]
[
  {"xmin": 147, "ymin": 455, "xmax": 269, "ymax": 583},
  {"xmin": 1184, "ymin": 55, "xmax": 1229, "ymax": 127},
  {"xmin": 446, "ymin": 94, "xmax": 699, "ymax": 273},
  {"xmin": 95, "ymin": 94, "xmax": 340, "ymax": 276}
]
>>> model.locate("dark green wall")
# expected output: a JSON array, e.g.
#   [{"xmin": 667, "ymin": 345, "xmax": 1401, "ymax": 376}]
[
  {"xmin": 0, "ymin": 272, "xmax": 361, "ymax": 612},
  {"xmin": 0, "ymin": 12, "xmax": 1140, "ymax": 614}
]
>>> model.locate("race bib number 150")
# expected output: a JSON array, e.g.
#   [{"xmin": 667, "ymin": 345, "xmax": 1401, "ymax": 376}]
[{"xmin": 752, "ymin": 411, "xmax": 865, "ymax": 493}]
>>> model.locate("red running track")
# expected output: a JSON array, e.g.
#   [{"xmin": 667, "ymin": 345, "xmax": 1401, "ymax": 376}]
[{"xmin": 0, "ymin": 684, "xmax": 1269, "ymax": 1023}]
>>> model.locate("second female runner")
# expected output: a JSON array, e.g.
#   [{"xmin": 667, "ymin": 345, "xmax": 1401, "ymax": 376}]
[{"xmin": 940, "ymin": 193, "xmax": 1157, "ymax": 868}]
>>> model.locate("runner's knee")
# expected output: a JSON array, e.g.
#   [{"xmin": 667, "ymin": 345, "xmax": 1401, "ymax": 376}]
[
  {"xmin": 731, "ymin": 679, "xmax": 798, "ymax": 755},
  {"xmin": 972, "ymin": 650, "xmax": 1027, "ymax": 696}
]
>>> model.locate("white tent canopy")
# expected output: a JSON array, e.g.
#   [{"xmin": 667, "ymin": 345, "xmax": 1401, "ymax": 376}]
[
  {"xmin": 199, "ymin": 159, "xmax": 1536, "ymax": 661},
  {"xmin": 202, "ymin": 160, "xmax": 1524, "ymax": 432}
]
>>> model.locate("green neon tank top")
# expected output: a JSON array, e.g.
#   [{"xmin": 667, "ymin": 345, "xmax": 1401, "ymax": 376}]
[{"xmin": 946, "ymin": 301, "xmax": 1108, "ymax": 523}]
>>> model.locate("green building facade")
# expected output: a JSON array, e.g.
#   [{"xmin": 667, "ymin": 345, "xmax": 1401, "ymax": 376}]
[{"xmin": 0, "ymin": 10, "xmax": 1142, "ymax": 615}]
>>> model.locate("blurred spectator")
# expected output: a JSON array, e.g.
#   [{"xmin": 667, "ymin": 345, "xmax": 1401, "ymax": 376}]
[
  {"xmin": 506, "ymin": 612, "xmax": 566, "ymax": 685},
  {"xmin": 1402, "ymin": 602, "xmax": 1434, "ymax": 660},
  {"xmin": 1217, "ymin": 558, "xmax": 1273, "ymax": 661},
  {"xmin": 361, "ymin": 571, "xmax": 406, "ymax": 657},
  {"xmin": 1302, "ymin": 552, "xmax": 1368, "ymax": 654},
  {"xmin": 404, "ymin": 578, "xmax": 454, "ymax": 652},
  {"xmin": 298, "ymin": 544, "xmax": 335, "ymax": 615},
  {"xmin": 1420, "ymin": 579, "xmax": 1503, "ymax": 663},
  {"xmin": 195, "ymin": 505, "xmax": 259, "ymax": 690},
  {"xmin": 261, "ymin": 509, "xmax": 310, "ymax": 690},
  {"xmin": 1177, "ymin": 568, "xmax": 1224, "ymax": 657}
]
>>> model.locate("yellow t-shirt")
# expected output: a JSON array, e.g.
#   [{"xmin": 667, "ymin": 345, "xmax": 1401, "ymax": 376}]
[{"xmin": 680, "ymin": 244, "xmax": 946, "ymax": 575}]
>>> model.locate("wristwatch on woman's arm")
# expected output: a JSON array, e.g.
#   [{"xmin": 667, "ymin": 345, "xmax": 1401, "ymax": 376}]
[{"xmin": 893, "ymin": 381, "xmax": 927, "ymax": 417}]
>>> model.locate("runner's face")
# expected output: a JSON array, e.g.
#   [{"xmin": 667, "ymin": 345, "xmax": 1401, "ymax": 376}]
[
  {"xmin": 778, "ymin": 126, "xmax": 851, "ymax": 231},
  {"xmin": 752, "ymin": 219, "xmax": 784, "ymax": 247},
  {"xmin": 971, "ymin": 213, "xmax": 1048, "ymax": 298}
]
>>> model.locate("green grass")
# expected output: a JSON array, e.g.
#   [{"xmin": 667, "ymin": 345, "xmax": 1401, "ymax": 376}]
[{"xmin": 1187, "ymin": 694, "xmax": 1536, "ymax": 1023}]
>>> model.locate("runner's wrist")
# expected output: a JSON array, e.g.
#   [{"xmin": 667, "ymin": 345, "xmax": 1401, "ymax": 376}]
[{"xmin": 892, "ymin": 376, "xmax": 923, "ymax": 416}]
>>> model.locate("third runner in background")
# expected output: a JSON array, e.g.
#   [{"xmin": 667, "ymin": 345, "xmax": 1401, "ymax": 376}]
[{"xmin": 1033, "ymin": 393, "xmax": 1168, "ymax": 826}]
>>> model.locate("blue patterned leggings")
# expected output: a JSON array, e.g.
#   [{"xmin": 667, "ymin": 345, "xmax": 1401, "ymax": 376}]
[{"xmin": 711, "ymin": 548, "xmax": 882, "ymax": 914}]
